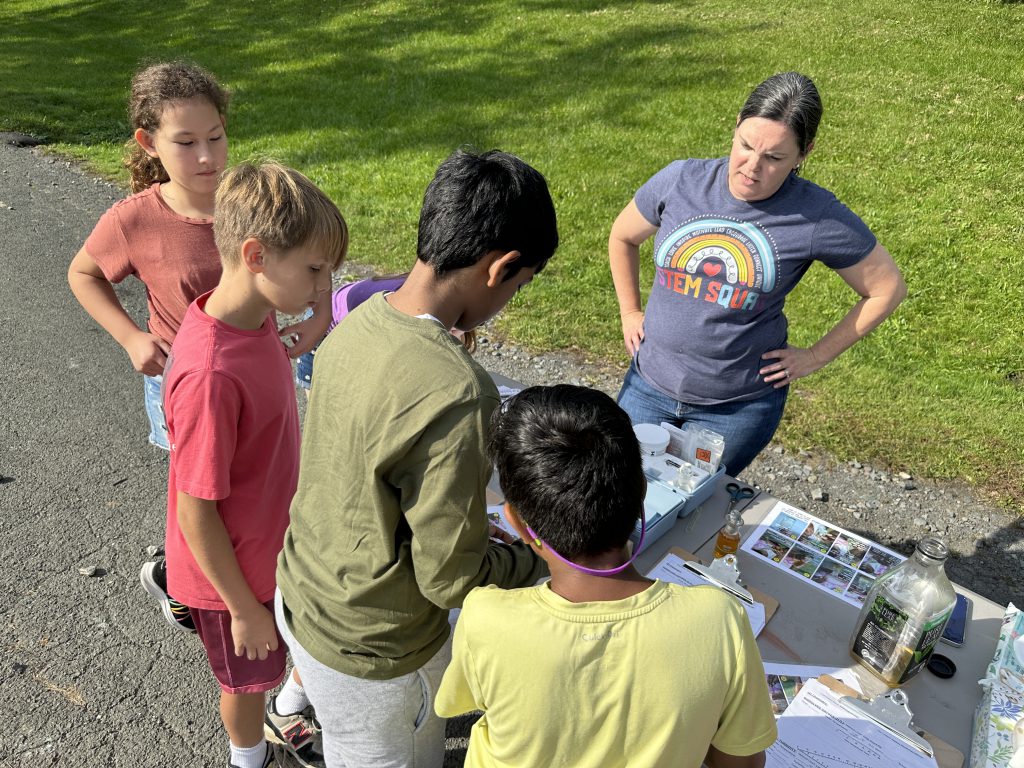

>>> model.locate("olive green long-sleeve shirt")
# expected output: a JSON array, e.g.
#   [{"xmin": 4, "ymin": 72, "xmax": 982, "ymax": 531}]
[{"xmin": 277, "ymin": 294, "xmax": 544, "ymax": 679}]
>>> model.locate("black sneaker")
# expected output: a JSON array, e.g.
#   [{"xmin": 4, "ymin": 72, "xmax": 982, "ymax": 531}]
[{"xmin": 140, "ymin": 559, "xmax": 196, "ymax": 633}]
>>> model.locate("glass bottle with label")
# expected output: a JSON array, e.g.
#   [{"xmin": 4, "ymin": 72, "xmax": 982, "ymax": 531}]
[{"xmin": 849, "ymin": 536, "xmax": 957, "ymax": 687}]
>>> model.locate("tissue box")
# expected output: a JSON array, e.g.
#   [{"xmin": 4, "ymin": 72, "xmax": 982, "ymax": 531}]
[{"xmin": 970, "ymin": 602, "xmax": 1024, "ymax": 768}]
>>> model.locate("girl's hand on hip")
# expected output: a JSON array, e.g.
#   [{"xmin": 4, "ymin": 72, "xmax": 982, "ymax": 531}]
[
  {"xmin": 280, "ymin": 310, "xmax": 331, "ymax": 359},
  {"xmin": 230, "ymin": 602, "xmax": 279, "ymax": 661},
  {"xmin": 621, "ymin": 310, "xmax": 645, "ymax": 356},
  {"xmin": 124, "ymin": 331, "xmax": 171, "ymax": 376},
  {"xmin": 759, "ymin": 346, "xmax": 825, "ymax": 388}
]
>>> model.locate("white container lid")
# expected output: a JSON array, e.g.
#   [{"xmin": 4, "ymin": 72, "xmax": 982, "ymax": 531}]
[{"xmin": 633, "ymin": 423, "xmax": 670, "ymax": 455}]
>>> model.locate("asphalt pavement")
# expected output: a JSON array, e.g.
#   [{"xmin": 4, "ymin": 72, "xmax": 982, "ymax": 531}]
[{"xmin": 1, "ymin": 142, "xmax": 235, "ymax": 766}]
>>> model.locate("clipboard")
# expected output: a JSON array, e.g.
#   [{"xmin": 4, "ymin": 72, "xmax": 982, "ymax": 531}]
[
  {"xmin": 660, "ymin": 547, "xmax": 780, "ymax": 623},
  {"xmin": 816, "ymin": 675, "xmax": 964, "ymax": 768}
]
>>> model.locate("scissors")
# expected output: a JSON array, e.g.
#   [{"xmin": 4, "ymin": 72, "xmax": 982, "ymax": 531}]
[{"xmin": 725, "ymin": 481, "xmax": 755, "ymax": 514}]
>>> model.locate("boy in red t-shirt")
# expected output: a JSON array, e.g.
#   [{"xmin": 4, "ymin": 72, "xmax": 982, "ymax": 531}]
[{"xmin": 163, "ymin": 160, "xmax": 347, "ymax": 768}]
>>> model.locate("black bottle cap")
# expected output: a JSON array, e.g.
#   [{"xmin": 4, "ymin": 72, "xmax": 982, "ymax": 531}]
[{"xmin": 926, "ymin": 653, "xmax": 956, "ymax": 679}]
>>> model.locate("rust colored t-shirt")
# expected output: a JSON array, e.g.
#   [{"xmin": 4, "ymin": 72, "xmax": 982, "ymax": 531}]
[{"xmin": 84, "ymin": 183, "xmax": 221, "ymax": 345}]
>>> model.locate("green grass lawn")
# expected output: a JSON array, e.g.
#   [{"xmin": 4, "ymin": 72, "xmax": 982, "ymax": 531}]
[{"xmin": 4, "ymin": 0, "xmax": 1022, "ymax": 507}]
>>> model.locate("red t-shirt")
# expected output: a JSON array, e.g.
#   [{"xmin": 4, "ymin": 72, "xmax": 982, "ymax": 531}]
[
  {"xmin": 84, "ymin": 183, "xmax": 221, "ymax": 345},
  {"xmin": 163, "ymin": 292, "xmax": 299, "ymax": 610}
]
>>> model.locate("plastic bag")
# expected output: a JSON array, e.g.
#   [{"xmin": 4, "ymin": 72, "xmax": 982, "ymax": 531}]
[{"xmin": 971, "ymin": 603, "xmax": 1024, "ymax": 768}]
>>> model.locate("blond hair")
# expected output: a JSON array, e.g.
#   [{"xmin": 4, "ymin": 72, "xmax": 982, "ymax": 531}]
[
  {"xmin": 214, "ymin": 160, "xmax": 348, "ymax": 270},
  {"xmin": 124, "ymin": 60, "xmax": 229, "ymax": 193}
]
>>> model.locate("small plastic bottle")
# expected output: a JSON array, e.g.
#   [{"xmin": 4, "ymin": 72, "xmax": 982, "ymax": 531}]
[
  {"xmin": 713, "ymin": 511, "xmax": 743, "ymax": 559},
  {"xmin": 849, "ymin": 536, "xmax": 957, "ymax": 687}
]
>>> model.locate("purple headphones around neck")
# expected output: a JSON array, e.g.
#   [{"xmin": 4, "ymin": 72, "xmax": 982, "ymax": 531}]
[{"xmin": 524, "ymin": 512, "xmax": 646, "ymax": 576}]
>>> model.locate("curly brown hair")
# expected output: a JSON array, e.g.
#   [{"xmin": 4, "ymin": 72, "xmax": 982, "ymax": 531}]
[{"xmin": 124, "ymin": 61, "xmax": 229, "ymax": 193}]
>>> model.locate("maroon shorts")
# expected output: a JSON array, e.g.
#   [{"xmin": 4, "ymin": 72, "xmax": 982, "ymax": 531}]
[{"xmin": 191, "ymin": 601, "xmax": 287, "ymax": 694}]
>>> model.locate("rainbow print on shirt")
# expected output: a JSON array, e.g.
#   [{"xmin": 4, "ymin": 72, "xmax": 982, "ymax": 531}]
[{"xmin": 654, "ymin": 216, "xmax": 777, "ymax": 312}]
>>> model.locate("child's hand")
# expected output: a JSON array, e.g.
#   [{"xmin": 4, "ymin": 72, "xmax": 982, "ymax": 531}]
[
  {"xmin": 488, "ymin": 523, "xmax": 517, "ymax": 545},
  {"xmin": 124, "ymin": 330, "xmax": 171, "ymax": 376},
  {"xmin": 280, "ymin": 310, "xmax": 331, "ymax": 359},
  {"xmin": 230, "ymin": 603, "xmax": 279, "ymax": 660}
]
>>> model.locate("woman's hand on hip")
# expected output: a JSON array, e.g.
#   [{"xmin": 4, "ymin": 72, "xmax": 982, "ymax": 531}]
[
  {"xmin": 759, "ymin": 346, "xmax": 825, "ymax": 388},
  {"xmin": 621, "ymin": 310, "xmax": 645, "ymax": 356}
]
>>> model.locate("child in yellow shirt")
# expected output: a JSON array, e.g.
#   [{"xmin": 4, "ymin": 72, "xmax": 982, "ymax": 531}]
[{"xmin": 436, "ymin": 385, "xmax": 778, "ymax": 768}]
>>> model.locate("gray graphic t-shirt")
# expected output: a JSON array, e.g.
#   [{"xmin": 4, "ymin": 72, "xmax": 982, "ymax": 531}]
[{"xmin": 634, "ymin": 157, "xmax": 876, "ymax": 404}]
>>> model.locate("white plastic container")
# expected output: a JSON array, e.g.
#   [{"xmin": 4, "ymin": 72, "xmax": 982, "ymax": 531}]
[{"xmin": 633, "ymin": 424, "xmax": 670, "ymax": 456}]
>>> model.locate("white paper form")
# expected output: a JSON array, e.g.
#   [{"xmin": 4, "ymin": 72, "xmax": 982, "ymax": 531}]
[
  {"xmin": 762, "ymin": 663, "xmax": 862, "ymax": 717},
  {"xmin": 763, "ymin": 663, "xmax": 862, "ymax": 693},
  {"xmin": 766, "ymin": 678, "xmax": 938, "ymax": 768},
  {"xmin": 497, "ymin": 385, "xmax": 521, "ymax": 400},
  {"xmin": 646, "ymin": 552, "xmax": 766, "ymax": 636}
]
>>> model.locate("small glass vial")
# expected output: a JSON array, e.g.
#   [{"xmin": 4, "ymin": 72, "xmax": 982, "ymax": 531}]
[
  {"xmin": 713, "ymin": 511, "xmax": 743, "ymax": 559},
  {"xmin": 674, "ymin": 461, "xmax": 703, "ymax": 493},
  {"xmin": 849, "ymin": 536, "xmax": 957, "ymax": 687}
]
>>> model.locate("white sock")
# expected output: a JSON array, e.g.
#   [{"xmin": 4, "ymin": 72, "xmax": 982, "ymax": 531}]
[
  {"xmin": 273, "ymin": 671, "xmax": 310, "ymax": 716},
  {"xmin": 229, "ymin": 740, "xmax": 269, "ymax": 768}
]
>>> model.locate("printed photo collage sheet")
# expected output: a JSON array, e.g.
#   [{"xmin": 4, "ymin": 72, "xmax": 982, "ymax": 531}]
[
  {"xmin": 761, "ymin": 663, "xmax": 862, "ymax": 718},
  {"xmin": 740, "ymin": 501, "xmax": 906, "ymax": 609}
]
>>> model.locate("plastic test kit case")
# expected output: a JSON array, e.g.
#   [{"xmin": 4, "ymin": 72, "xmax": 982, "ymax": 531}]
[{"xmin": 630, "ymin": 460, "xmax": 726, "ymax": 554}]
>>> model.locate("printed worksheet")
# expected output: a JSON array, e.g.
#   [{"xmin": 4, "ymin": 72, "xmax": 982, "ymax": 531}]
[
  {"xmin": 762, "ymin": 663, "xmax": 862, "ymax": 717},
  {"xmin": 646, "ymin": 552, "xmax": 766, "ymax": 636},
  {"xmin": 741, "ymin": 502, "xmax": 905, "ymax": 608},
  {"xmin": 766, "ymin": 678, "xmax": 937, "ymax": 768}
]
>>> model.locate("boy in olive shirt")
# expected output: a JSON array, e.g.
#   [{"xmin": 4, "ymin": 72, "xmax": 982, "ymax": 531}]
[{"xmin": 275, "ymin": 148, "xmax": 558, "ymax": 768}]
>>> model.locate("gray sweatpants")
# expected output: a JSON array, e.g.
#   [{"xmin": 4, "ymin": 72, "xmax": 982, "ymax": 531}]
[{"xmin": 274, "ymin": 589, "xmax": 451, "ymax": 768}]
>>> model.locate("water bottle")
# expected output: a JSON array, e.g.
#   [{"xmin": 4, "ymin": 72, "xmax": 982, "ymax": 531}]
[{"xmin": 849, "ymin": 536, "xmax": 957, "ymax": 686}]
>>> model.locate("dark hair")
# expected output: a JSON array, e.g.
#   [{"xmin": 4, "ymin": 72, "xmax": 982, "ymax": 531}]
[
  {"xmin": 738, "ymin": 72, "xmax": 822, "ymax": 156},
  {"xmin": 417, "ymin": 148, "xmax": 558, "ymax": 280},
  {"xmin": 488, "ymin": 385, "xmax": 644, "ymax": 559},
  {"xmin": 124, "ymin": 60, "xmax": 229, "ymax": 193}
]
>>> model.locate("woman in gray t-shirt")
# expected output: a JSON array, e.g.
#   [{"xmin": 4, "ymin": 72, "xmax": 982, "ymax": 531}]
[{"xmin": 609, "ymin": 72, "xmax": 907, "ymax": 476}]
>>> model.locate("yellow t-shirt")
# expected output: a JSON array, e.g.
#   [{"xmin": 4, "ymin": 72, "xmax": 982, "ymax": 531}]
[{"xmin": 436, "ymin": 580, "xmax": 777, "ymax": 768}]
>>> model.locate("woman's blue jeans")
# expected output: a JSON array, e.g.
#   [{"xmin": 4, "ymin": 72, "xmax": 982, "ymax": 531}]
[{"xmin": 616, "ymin": 361, "xmax": 787, "ymax": 478}]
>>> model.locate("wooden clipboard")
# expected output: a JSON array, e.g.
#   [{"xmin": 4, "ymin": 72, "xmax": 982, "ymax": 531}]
[
  {"xmin": 817, "ymin": 675, "xmax": 964, "ymax": 768},
  {"xmin": 663, "ymin": 547, "xmax": 780, "ymax": 624}
]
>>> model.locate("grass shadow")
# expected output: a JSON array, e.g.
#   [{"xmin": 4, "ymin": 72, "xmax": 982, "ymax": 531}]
[{"xmin": 2, "ymin": 0, "xmax": 716, "ymax": 166}]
